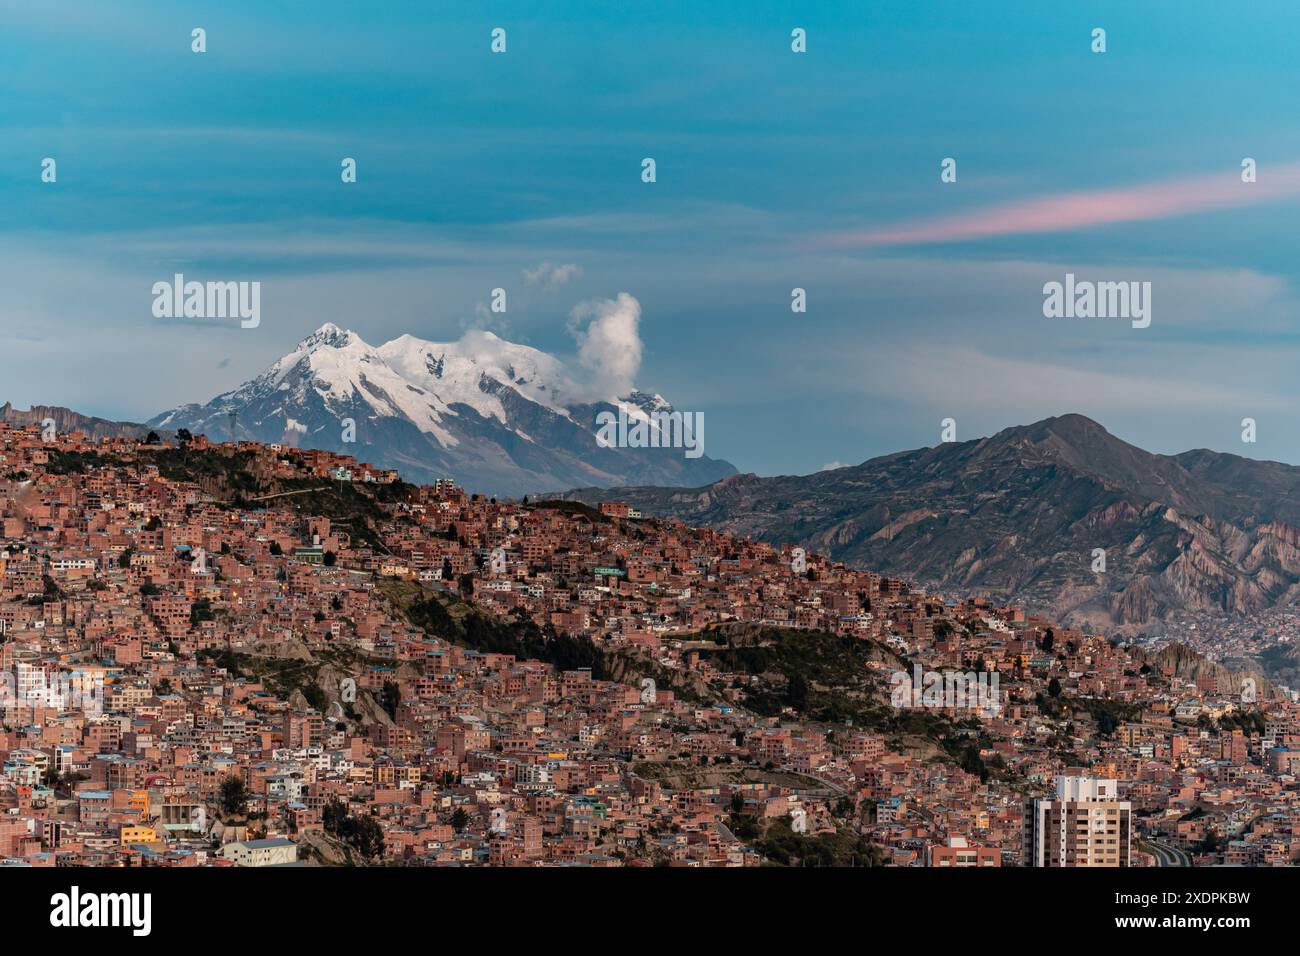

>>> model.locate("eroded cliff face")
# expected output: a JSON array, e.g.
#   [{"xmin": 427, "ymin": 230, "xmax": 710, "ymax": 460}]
[
  {"xmin": 1132, "ymin": 643, "xmax": 1284, "ymax": 702},
  {"xmin": 0, "ymin": 402, "xmax": 158, "ymax": 440}
]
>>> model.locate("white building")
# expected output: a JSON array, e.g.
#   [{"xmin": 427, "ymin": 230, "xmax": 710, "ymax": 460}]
[{"xmin": 219, "ymin": 837, "xmax": 299, "ymax": 867}]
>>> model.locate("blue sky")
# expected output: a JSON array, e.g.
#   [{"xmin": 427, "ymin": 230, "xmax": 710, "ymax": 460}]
[{"xmin": 3, "ymin": 0, "xmax": 1300, "ymax": 476}]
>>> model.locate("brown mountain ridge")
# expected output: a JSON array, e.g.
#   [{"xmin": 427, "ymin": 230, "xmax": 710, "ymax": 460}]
[{"xmin": 560, "ymin": 414, "xmax": 1300, "ymax": 629}]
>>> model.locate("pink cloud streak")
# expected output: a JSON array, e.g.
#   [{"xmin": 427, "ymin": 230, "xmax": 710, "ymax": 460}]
[{"xmin": 818, "ymin": 162, "xmax": 1300, "ymax": 248}]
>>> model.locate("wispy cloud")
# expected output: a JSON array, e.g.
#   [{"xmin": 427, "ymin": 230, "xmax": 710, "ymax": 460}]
[
  {"xmin": 817, "ymin": 163, "xmax": 1300, "ymax": 249},
  {"xmin": 523, "ymin": 261, "xmax": 583, "ymax": 290},
  {"xmin": 854, "ymin": 345, "xmax": 1269, "ymax": 416}
]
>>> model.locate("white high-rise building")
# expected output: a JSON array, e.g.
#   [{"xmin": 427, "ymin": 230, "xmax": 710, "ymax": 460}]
[{"xmin": 1023, "ymin": 774, "xmax": 1131, "ymax": 867}]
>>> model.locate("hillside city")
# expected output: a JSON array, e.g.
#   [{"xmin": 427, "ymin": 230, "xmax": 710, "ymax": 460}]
[{"xmin": 0, "ymin": 421, "xmax": 1296, "ymax": 868}]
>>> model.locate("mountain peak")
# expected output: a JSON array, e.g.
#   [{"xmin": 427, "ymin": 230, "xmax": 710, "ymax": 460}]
[
  {"xmin": 1028, "ymin": 413, "xmax": 1108, "ymax": 439},
  {"xmin": 149, "ymin": 323, "xmax": 737, "ymax": 496},
  {"xmin": 621, "ymin": 391, "xmax": 673, "ymax": 415},
  {"xmin": 978, "ymin": 413, "xmax": 1139, "ymax": 468},
  {"xmin": 1042, "ymin": 411, "xmax": 1103, "ymax": 428},
  {"xmin": 994, "ymin": 413, "xmax": 1110, "ymax": 444},
  {"xmin": 298, "ymin": 323, "xmax": 356, "ymax": 350}
]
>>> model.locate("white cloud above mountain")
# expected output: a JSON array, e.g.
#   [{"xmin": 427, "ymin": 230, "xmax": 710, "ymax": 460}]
[{"xmin": 568, "ymin": 292, "xmax": 643, "ymax": 403}]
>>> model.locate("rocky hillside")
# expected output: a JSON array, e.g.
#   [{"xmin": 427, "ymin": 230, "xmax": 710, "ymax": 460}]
[{"xmin": 561, "ymin": 415, "xmax": 1300, "ymax": 628}]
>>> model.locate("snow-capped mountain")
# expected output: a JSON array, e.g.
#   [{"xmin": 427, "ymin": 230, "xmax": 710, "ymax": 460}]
[{"xmin": 149, "ymin": 323, "xmax": 736, "ymax": 497}]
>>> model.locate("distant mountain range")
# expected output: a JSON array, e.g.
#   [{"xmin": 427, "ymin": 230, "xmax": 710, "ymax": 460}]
[
  {"xmin": 560, "ymin": 414, "xmax": 1300, "ymax": 629},
  {"xmin": 147, "ymin": 323, "xmax": 735, "ymax": 497}
]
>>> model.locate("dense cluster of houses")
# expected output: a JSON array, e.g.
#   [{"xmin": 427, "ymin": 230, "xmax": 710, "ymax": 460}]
[{"xmin": 0, "ymin": 421, "xmax": 1298, "ymax": 866}]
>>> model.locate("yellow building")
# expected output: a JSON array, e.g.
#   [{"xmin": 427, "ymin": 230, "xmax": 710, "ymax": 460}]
[{"xmin": 120, "ymin": 825, "xmax": 158, "ymax": 845}]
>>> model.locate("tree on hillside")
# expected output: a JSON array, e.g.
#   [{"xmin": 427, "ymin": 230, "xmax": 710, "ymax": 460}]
[
  {"xmin": 380, "ymin": 680, "xmax": 401, "ymax": 720},
  {"xmin": 219, "ymin": 775, "xmax": 249, "ymax": 818}
]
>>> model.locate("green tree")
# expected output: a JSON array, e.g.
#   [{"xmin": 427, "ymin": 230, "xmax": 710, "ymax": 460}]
[
  {"xmin": 1097, "ymin": 710, "xmax": 1119, "ymax": 736},
  {"xmin": 323, "ymin": 798, "xmax": 349, "ymax": 835},
  {"xmin": 190, "ymin": 598, "xmax": 215, "ymax": 627},
  {"xmin": 380, "ymin": 680, "xmax": 401, "ymax": 720},
  {"xmin": 351, "ymin": 815, "xmax": 385, "ymax": 859},
  {"xmin": 219, "ymin": 775, "xmax": 249, "ymax": 818},
  {"xmin": 786, "ymin": 673, "xmax": 810, "ymax": 709}
]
